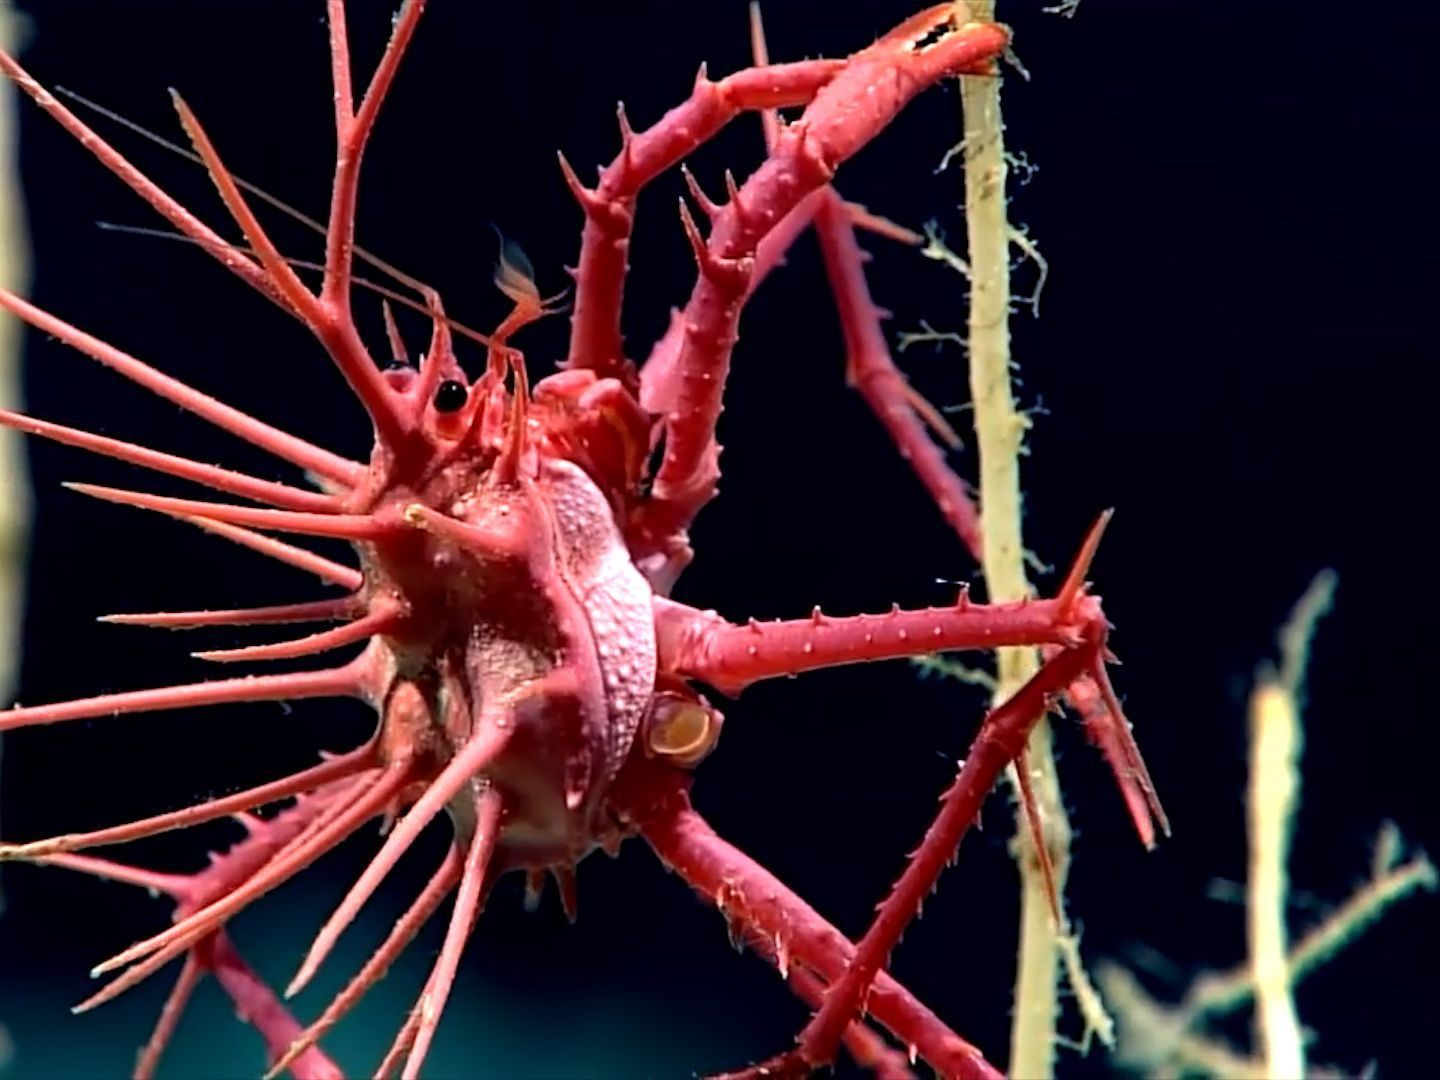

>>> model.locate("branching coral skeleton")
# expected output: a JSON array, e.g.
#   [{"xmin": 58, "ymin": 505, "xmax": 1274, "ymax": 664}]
[{"xmin": 1098, "ymin": 573, "xmax": 1436, "ymax": 1077}]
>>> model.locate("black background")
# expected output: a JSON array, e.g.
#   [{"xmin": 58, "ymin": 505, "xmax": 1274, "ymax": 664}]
[{"xmin": 1, "ymin": 1, "xmax": 1436, "ymax": 1077}]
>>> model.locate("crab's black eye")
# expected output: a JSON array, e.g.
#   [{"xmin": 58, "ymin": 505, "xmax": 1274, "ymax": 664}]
[{"xmin": 433, "ymin": 380, "xmax": 468, "ymax": 413}]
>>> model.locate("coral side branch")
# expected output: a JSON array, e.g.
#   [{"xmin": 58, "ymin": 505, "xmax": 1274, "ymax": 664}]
[
  {"xmin": 658, "ymin": 594, "xmax": 1100, "ymax": 695},
  {"xmin": 647, "ymin": 14, "xmax": 1008, "ymax": 538},
  {"xmin": 621, "ymin": 764, "xmax": 1002, "ymax": 1079},
  {"xmin": 0, "ymin": 286, "xmax": 364, "ymax": 486}
]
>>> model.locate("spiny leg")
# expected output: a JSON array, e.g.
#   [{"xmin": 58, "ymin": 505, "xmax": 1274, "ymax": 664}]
[
  {"xmin": 629, "ymin": 10, "xmax": 1007, "ymax": 559},
  {"xmin": 617, "ymin": 762, "xmax": 1001, "ymax": 1079},
  {"xmin": 783, "ymin": 638, "xmax": 1113, "ymax": 1073},
  {"xmin": 561, "ymin": 55, "xmax": 848, "ymax": 388},
  {"xmin": 31, "ymin": 791, "xmax": 354, "ymax": 1078},
  {"xmin": 654, "ymin": 586, "xmax": 1106, "ymax": 696},
  {"xmin": 804, "ymin": 108, "xmax": 1167, "ymax": 846}
]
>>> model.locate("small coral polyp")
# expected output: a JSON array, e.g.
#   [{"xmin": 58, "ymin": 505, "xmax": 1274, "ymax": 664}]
[{"xmin": 0, "ymin": 4, "xmax": 1161, "ymax": 1077}]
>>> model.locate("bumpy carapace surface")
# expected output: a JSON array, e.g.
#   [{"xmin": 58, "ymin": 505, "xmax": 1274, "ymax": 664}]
[{"xmin": 0, "ymin": 3, "xmax": 1165, "ymax": 1077}]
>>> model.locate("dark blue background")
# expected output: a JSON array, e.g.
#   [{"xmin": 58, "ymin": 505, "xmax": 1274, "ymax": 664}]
[{"xmin": 1, "ymin": 1, "xmax": 1435, "ymax": 1077}]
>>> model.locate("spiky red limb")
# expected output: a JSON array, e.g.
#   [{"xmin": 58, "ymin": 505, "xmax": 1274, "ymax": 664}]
[
  {"xmin": 630, "ymin": 10, "xmax": 1007, "ymax": 561},
  {"xmin": 34, "ymin": 789, "xmax": 357, "ymax": 1079},
  {"xmin": 805, "ymin": 154, "xmax": 1168, "ymax": 847},
  {"xmin": 614, "ymin": 760, "xmax": 1002, "ymax": 1079}
]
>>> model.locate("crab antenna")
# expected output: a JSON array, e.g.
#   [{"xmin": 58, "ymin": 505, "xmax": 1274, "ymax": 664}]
[
  {"xmin": 56, "ymin": 84, "xmax": 445, "ymax": 301},
  {"xmin": 95, "ymin": 222, "xmax": 495, "ymax": 350}
]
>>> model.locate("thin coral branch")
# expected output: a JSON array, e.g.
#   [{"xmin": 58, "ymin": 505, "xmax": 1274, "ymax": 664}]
[{"xmin": 624, "ymin": 763, "xmax": 1001, "ymax": 1079}]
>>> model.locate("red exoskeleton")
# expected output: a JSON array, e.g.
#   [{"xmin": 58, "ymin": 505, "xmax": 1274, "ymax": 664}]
[{"xmin": 0, "ymin": 3, "xmax": 1165, "ymax": 1077}]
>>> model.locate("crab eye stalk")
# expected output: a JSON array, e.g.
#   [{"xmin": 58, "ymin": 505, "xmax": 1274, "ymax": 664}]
[
  {"xmin": 644, "ymin": 692, "xmax": 723, "ymax": 767},
  {"xmin": 433, "ymin": 380, "xmax": 468, "ymax": 413}
]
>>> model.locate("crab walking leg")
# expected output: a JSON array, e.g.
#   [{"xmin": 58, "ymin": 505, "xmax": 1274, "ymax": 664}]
[
  {"xmin": 655, "ymin": 592, "xmax": 1104, "ymax": 695},
  {"xmin": 787, "ymin": 640, "xmax": 1106, "ymax": 1072},
  {"xmin": 641, "ymin": 12, "xmax": 1007, "ymax": 540},
  {"xmin": 93, "ymin": 765, "xmax": 416, "ymax": 979},
  {"xmin": 624, "ymin": 768, "xmax": 1000, "ymax": 1079},
  {"xmin": 202, "ymin": 932, "xmax": 345, "ymax": 1080},
  {"xmin": 811, "ymin": 192, "xmax": 984, "ymax": 561},
  {"xmin": 0, "ymin": 287, "xmax": 362, "ymax": 486},
  {"xmin": 267, "ymin": 846, "xmax": 464, "ymax": 1080},
  {"xmin": 35, "ymin": 794, "xmax": 350, "ymax": 1079},
  {"xmin": 562, "ymin": 58, "xmax": 846, "ymax": 385},
  {"xmin": 400, "ymin": 786, "xmax": 504, "ymax": 1080},
  {"xmin": 745, "ymin": 931, "xmax": 916, "ymax": 1079}
]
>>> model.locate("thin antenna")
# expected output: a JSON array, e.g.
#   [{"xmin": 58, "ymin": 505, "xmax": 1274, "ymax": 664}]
[
  {"xmin": 96, "ymin": 222, "xmax": 494, "ymax": 349},
  {"xmin": 56, "ymin": 85, "xmax": 436, "ymax": 299}
]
